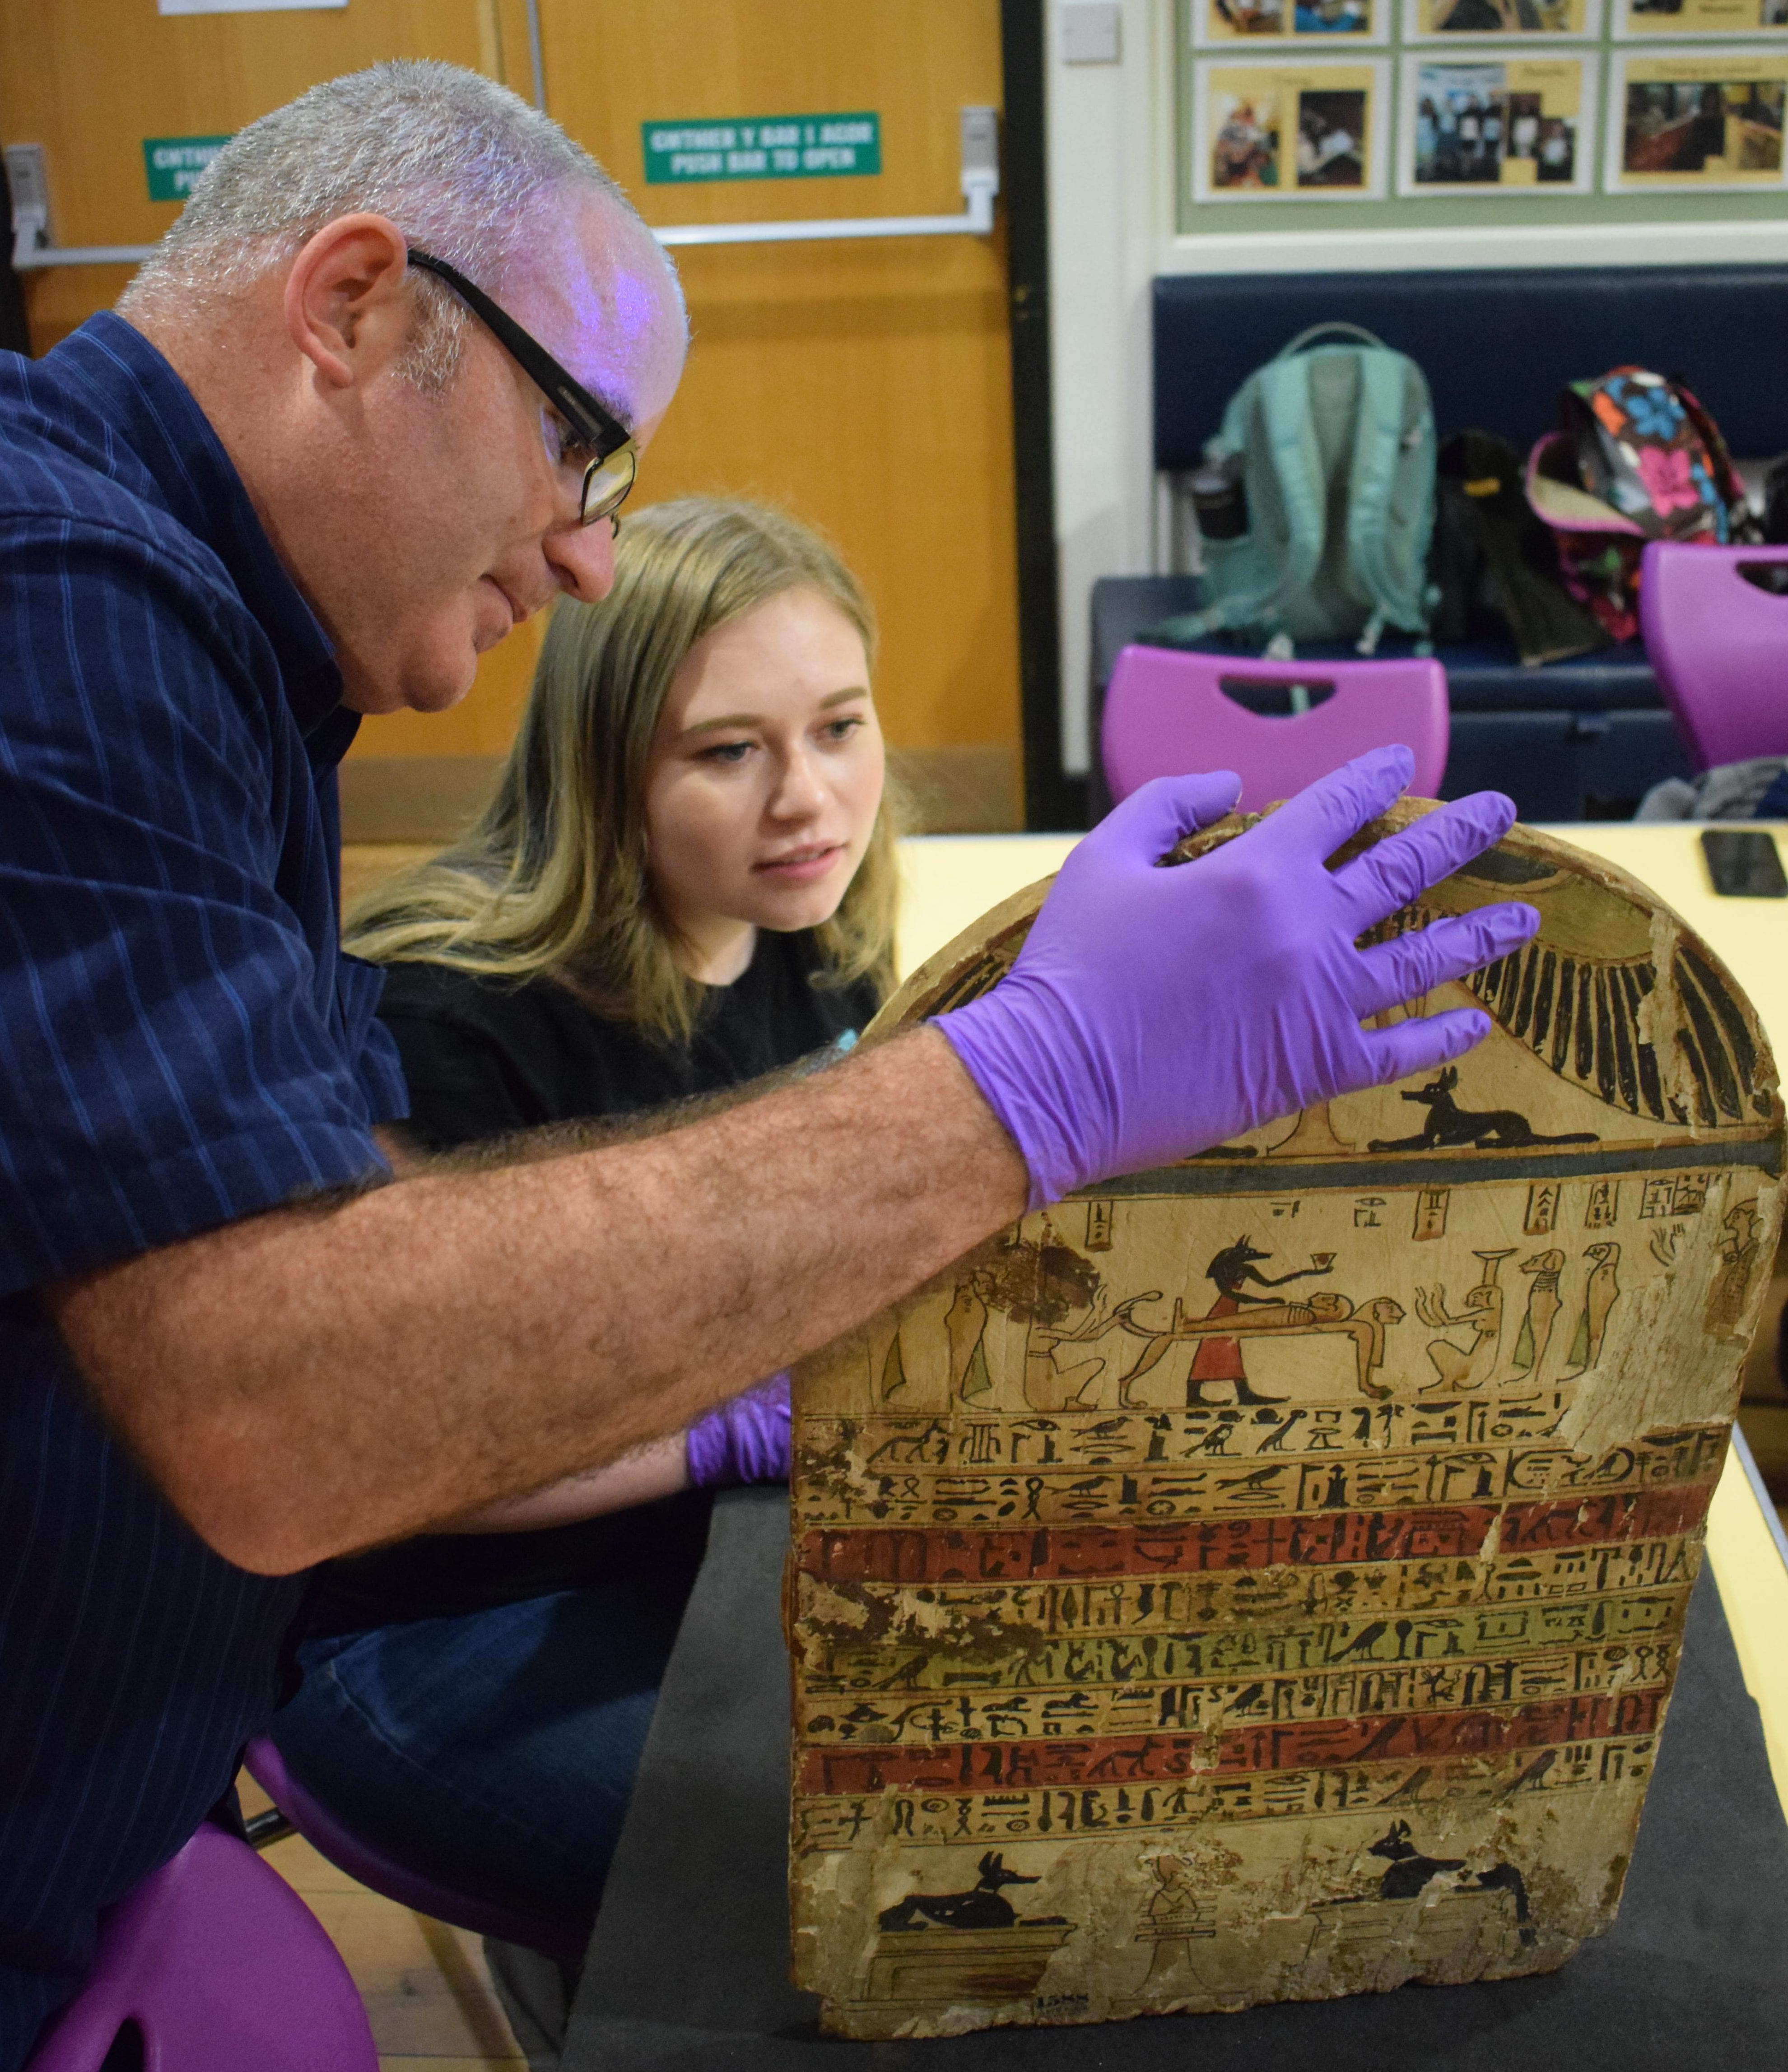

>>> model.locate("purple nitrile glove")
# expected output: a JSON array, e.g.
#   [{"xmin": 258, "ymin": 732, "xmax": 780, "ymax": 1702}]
[
  {"xmin": 685, "ymin": 1371, "xmax": 792, "ymax": 1488},
  {"xmin": 935, "ymin": 746, "xmax": 1540, "ymax": 1208}
]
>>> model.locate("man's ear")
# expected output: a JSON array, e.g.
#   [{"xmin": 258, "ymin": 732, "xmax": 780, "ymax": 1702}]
[{"xmin": 283, "ymin": 213, "xmax": 414, "ymax": 391}]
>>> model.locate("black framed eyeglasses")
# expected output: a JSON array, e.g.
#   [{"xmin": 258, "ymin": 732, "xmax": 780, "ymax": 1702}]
[{"xmin": 408, "ymin": 247, "xmax": 638, "ymax": 533}]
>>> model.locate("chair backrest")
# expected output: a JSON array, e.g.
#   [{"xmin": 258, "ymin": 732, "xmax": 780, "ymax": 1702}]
[
  {"xmin": 26, "ymin": 1824, "xmax": 377, "ymax": 2072},
  {"xmin": 1101, "ymin": 646, "xmax": 1449, "ymax": 812},
  {"xmin": 243, "ymin": 1737, "xmax": 587, "ymax": 1964},
  {"xmin": 1639, "ymin": 543, "xmax": 1788, "ymax": 772}
]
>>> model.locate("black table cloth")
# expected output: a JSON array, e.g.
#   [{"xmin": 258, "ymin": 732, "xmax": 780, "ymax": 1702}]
[{"xmin": 566, "ymin": 1485, "xmax": 1788, "ymax": 2071}]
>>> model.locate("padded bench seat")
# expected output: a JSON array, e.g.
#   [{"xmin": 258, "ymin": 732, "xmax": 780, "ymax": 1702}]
[{"xmin": 1088, "ymin": 575, "xmax": 1691, "ymax": 824}]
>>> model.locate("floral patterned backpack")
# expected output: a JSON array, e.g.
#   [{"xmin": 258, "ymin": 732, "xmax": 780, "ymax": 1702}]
[{"xmin": 1524, "ymin": 366, "xmax": 1752, "ymax": 644}]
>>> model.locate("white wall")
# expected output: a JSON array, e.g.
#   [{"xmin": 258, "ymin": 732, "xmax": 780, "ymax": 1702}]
[
  {"xmin": 1041, "ymin": 0, "xmax": 1788, "ymax": 778},
  {"xmin": 1045, "ymin": 0, "xmax": 1168, "ymax": 776}
]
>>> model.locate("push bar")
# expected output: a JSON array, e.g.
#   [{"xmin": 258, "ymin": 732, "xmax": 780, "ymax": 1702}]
[
  {"xmin": 657, "ymin": 108, "xmax": 998, "ymax": 246},
  {"xmin": 8, "ymin": 110, "xmax": 999, "ymax": 272}
]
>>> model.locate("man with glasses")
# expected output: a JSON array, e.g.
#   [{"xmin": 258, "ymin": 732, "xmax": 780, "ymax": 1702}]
[
  {"xmin": 406, "ymin": 246, "xmax": 640, "ymax": 534},
  {"xmin": 0, "ymin": 60, "xmax": 1530, "ymax": 2065}
]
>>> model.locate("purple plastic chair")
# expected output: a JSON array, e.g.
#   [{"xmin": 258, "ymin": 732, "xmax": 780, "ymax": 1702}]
[
  {"xmin": 1101, "ymin": 646, "xmax": 1449, "ymax": 813},
  {"xmin": 1639, "ymin": 541, "xmax": 1788, "ymax": 771},
  {"xmin": 25, "ymin": 1822, "xmax": 376, "ymax": 2072},
  {"xmin": 243, "ymin": 1736, "xmax": 587, "ymax": 1964}
]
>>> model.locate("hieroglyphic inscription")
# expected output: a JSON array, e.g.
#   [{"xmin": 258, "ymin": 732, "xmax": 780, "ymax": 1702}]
[
  {"xmin": 798, "ymin": 1583, "xmax": 1684, "ymax": 1696},
  {"xmin": 794, "ymin": 1738, "xmax": 1661, "ymax": 1852},
  {"xmin": 791, "ymin": 815, "xmax": 1783, "ymax": 2039},
  {"xmin": 798, "ymin": 1493, "xmax": 1712, "ymax": 1587},
  {"xmin": 795, "ymin": 1537, "xmax": 1702, "ymax": 1652},
  {"xmin": 796, "ymin": 1625, "xmax": 1678, "ymax": 1751},
  {"xmin": 798, "ymin": 1411, "xmax": 1724, "ymax": 1531}
]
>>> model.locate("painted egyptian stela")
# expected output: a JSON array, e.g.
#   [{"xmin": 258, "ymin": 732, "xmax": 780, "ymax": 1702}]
[{"xmin": 788, "ymin": 809, "xmax": 1785, "ymax": 2040}]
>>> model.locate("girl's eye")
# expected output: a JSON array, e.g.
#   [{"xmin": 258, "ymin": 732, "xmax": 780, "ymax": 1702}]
[
  {"xmin": 700, "ymin": 740, "xmax": 753, "ymax": 765},
  {"xmin": 821, "ymin": 715, "xmax": 865, "ymax": 743}
]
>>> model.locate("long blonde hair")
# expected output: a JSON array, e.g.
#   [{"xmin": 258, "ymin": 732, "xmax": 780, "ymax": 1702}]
[{"xmin": 345, "ymin": 497, "xmax": 901, "ymax": 1041}]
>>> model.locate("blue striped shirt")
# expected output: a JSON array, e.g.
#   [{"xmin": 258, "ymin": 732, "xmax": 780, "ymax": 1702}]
[{"xmin": 0, "ymin": 312, "xmax": 407, "ymax": 2066}]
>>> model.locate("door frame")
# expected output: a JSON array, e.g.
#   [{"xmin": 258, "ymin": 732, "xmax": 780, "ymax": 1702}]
[{"xmin": 1002, "ymin": 0, "xmax": 1083, "ymax": 832}]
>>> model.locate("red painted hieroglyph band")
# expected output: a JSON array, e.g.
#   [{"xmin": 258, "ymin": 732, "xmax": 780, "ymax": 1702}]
[
  {"xmin": 796, "ymin": 1685, "xmax": 1669, "ymax": 1798},
  {"xmin": 796, "ymin": 1482, "xmax": 1716, "ymax": 1587}
]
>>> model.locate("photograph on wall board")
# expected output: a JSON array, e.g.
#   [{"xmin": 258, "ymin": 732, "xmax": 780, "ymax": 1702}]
[
  {"xmin": 1398, "ymin": 51, "xmax": 1599, "ymax": 190},
  {"xmin": 1192, "ymin": 57, "xmax": 1390, "ymax": 197},
  {"xmin": 1195, "ymin": 0, "xmax": 1383, "ymax": 46},
  {"xmin": 1405, "ymin": 0, "xmax": 1602, "ymax": 37},
  {"xmin": 1607, "ymin": 46, "xmax": 1788, "ymax": 186},
  {"xmin": 1613, "ymin": 0, "xmax": 1788, "ymax": 36}
]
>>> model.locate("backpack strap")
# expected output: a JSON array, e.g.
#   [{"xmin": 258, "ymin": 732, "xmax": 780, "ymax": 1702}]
[
  {"xmin": 1277, "ymin": 321, "xmax": 1390, "ymax": 361},
  {"xmin": 1254, "ymin": 350, "xmax": 1329, "ymax": 640},
  {"xmin": 1342, "ymin": 349, "xmax": 1434, "ymax": 648}
]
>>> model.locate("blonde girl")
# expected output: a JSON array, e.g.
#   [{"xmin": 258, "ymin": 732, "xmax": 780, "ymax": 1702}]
[{"xmin": 271, "ymin": 497, "xmax": 899, "ymax": 1947}]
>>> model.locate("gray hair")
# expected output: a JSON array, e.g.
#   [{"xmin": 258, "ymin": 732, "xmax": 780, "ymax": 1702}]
[{"xmin": 120, "ymin": 60, "xmax": 661, "ymax": 390}]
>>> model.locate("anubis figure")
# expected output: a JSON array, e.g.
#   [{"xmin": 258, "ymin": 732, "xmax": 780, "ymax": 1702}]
[
  {"xmin": 879, "ymin": 1852, "xmax": 1039, "ymax": 1932},
  {"xmin": 1369, "ymin": 1067, "xmax": 1598, "ymax": 1154},
  {"xmin": 1120, "ymin": 1237, "xmax": 1332, "ymax": 1408},
  {"xmin": 1368, "ymin": 1821, "xmax": 1534, "ymax": 1946}
]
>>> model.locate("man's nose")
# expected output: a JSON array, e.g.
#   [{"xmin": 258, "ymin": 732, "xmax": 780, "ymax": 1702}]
[{"xmin": 543, "ymin": 520, "xmax": 616, "ymax": 604}]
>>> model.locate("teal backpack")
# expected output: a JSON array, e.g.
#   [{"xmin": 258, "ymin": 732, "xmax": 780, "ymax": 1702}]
[{"xmin": 1147, "ymin": 323, "xmax": 1438, "ymax": 656}]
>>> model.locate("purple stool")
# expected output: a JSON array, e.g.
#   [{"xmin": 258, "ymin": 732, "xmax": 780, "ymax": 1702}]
[
  {"xmin": 25, "ymin": 1823, "xmax": 376, "ymax": 2072},
  {"xmin": 1639, "ymin": 541, "xmax": 1788, "ymax": 771},
  {"xmin": 1101, "ymin": 646, "xmax": 1449, "ymax": 813},
  {"xmin": 243, "ymin": 1736, "xmax": 588, "ymax": 1964}
]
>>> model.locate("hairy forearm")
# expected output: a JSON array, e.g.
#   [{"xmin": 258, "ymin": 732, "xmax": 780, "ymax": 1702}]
[
  {"xmin": 410, "ymin": 1049, "xmax": 828, "ymax": 1173},
  {"xmin": 48, "ymin": 1027, "xmax": 1026, "ymax": 1573}
]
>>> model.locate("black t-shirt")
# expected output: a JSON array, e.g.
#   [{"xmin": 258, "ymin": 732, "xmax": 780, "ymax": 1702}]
[
  {"xmin": 379, "ymin": 926, "xmax": 879, "ymax": 1154},
  {"xmin": 311, "ymin": 930, "xmax": 880, "ymax": 1631}
]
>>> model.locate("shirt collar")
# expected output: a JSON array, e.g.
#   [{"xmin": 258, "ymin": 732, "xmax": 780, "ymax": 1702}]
[{"xmin": 54, "ymin": 312, "xmax": 345, "ymax": 739}]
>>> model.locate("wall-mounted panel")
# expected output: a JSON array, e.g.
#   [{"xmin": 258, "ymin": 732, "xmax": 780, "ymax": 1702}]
[
  {"xmin": 1405, "ymin": 0, "xmax": 1603, "ymax": 41},
  {"xmin": 1606, "ymin": 44, "xmax": 1788, "ymax": 189},
  {"xmin": 1191, "ymin": 0, "xmax": 1388, "ymax": 48},
  {"xmin": 1191, "ymin": 53, "xmax": 1392, "ymax": 196},
  {"xmin": 1396, "ymin": 48, "xmax": 1602, "ymax": 193},
  {"xmin": 1175, "ymin": 0, "xmax": 1788, "ymax": 228}
]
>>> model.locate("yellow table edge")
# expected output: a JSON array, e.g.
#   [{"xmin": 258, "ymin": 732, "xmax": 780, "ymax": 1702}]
[{"xmin": 1708, "ymin": 1440, "xmax": 1788, "ymax": 1821}]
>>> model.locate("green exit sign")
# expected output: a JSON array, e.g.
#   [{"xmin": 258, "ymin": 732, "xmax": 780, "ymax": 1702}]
[
  {"xmin": 144, "ymin": 135, "xmax": 230, "ymax": 202},
  {"xmin": 642, "ymin": 112, "xmax": 880, "ymax": 185}
]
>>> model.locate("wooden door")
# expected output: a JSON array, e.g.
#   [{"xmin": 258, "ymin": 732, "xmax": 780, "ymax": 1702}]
[
  {"xmin": 1, "ymin": 0, "xmax": 542, "ymax": 820},
  {"xmin": 505, "ymin": 0, "xmax": 1022, "ymax": 832},
  {"xmin": 3, "ymin": 0, "xmax": 535, "ymax": 353},
  {"xmin": 3, "ymin": 0, "xmax": 1021, "ymax": 832}
]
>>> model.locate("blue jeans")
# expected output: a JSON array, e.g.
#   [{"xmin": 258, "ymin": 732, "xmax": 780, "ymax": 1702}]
[{"xmin": 269, "ymin": 1492, "xmax": 712, "ymax": 1934}]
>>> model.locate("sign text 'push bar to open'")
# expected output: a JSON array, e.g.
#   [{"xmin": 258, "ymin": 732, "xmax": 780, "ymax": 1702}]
[{"xmin": 644, "ymin": 113, "xmax": 881, "ymax": 184}]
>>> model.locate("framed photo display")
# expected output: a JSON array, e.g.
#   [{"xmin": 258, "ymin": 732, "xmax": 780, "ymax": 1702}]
[
  {"xmin": 1613, "ymin": 0, "xmax": 1788, "ymax": 36},
  {"xmin": 1192, "ymin": 56, "xmax": 1392, "ymax": 197},
  {"xmin": 1398, "ymin": 50, "xmax": 1600, "ymax": 189},
  {"xmin": 1404, "ymin": 0, "xmax": 1603, "ymax": 37},
  {"xmin": 1193, "ymin": 0, "xmax": 1385, "ymax": 46},
  {"xmin": 1607, "ymin": 45, "xmax": 1788, "ymax": 186}
]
